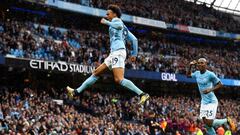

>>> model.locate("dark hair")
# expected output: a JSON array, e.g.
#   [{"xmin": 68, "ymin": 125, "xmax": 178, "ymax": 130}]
[{"xmin": 108, "ymin": 4, "xmax": 122, "ymax": 18}]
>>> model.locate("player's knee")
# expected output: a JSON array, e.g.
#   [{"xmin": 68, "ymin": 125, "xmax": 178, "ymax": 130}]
[
  {"xmin": 203, "ymin": 119, "xmax": 213, "ymax": 127},
  {"xmin": 206, "ymin": 122, "xmax": 213, "ymax": 127},
  {"xmin": 91, "ymin": 72, "xmax": 99, "ymax": 78},
  {"xmin": 92, "ymin": 70, "xmax": 98, "ymax": 76},
  {"xmin": 114, "ymin": 77, "xmax": 122, "ymax": 84}
]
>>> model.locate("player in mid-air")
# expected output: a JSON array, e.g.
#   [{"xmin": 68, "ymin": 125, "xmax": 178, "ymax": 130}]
[
  {"xmin": 66, "ymin": 5, "xmax": 149, "ymax": 105},
  {"xmin": 187, "ymin": 58, "xmax": 236, "ymax": 134}
]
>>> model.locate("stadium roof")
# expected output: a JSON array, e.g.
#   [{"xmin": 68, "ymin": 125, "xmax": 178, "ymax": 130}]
[{"xmin": 185, "ymin": 0, "xmax": 240, "ymax": 16}]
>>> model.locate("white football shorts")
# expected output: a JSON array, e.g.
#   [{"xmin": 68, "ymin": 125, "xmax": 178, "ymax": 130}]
[
  {"xmin": 199, "ymin": 102, "xmax": 218, "ymax": 119},
  {"xmin": 104, "ymin": 49, "xmax": 126, "ymax": 70}
]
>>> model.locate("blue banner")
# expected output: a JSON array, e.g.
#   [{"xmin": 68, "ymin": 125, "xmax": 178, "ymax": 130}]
[
  {"xmin": 125, "ymin": 70, "xmax": 240, "ymax": 86},
  {"xmin": 4, "ymin": 56, "xmax": 240, "ymax": 87},
  {"xmin": 0, "ymin": 55, "xmax": 5, "ymax": 64},
  {"xmin": 46, "ymin": 0, "xmax": 133, "ymax": 22},
  {"xmin": 216, "ymin": 31, "xmax": 240, "ymax": 39}
]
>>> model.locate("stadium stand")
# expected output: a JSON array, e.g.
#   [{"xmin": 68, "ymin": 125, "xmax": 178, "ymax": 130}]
[
  {"xmin": 0, "ymin": 86, "xmax": 239, "ymax": 134},
  {"xmin": 0, "ymin": 0, "xmax": 239, "ymax": 134},
  {"xmin": 0, "ymin": 19, "xmax": 240, "ymax": 79},
  {"xmin": 63, "ymin": 0, "xmax": 240, "ymax": 33}
]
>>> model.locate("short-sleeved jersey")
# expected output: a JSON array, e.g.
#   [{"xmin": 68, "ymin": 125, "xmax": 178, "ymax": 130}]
[{"xmin": 192, "ymin": 70, "xmax": 221, "ymax": 104}]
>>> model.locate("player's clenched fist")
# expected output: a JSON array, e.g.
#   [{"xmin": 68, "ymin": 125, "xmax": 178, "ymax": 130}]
[{"xmin": 190, "ymin": 60, "xmax": 197, "ymax": 65}]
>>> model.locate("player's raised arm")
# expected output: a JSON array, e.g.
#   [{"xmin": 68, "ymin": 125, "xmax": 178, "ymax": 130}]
[
  {"xmin": 101, "ymin": 4, "xmax": 123, "ymax": 30},
  {"xmin": 186, "ymin": 60, "xmax": 197, "ymax": 78},
  {"xmin": 101, "ymin": 18, "xmax": 123, "ymax": 30},
  {"xmin": 127, "ymin": 30, "xmax": 138, "ymax": 57}
]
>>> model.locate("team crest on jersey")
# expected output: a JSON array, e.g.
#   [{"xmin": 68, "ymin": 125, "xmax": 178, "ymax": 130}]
[{"xmin": 197, "ymin": 77, "xmax": 208, "ymax": 85}]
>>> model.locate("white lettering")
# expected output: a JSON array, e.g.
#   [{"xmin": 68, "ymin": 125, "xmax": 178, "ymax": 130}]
[
  {"xmin": 44, "ymin": 61, "xmax": 48, "ymax": 70},
  {"xmin": 80, "ymin": 65, "xmax": 84, "ymax": 73},
  {"xmin": 29, "ymin": 60, "xmax": 95, "ymax": 74},
  {"xmin": 46, "ymin": 61, "xmax": 54, "ymax": 70},
  {"xmin": 69, "ymin": 64, "xmax": 74, "ymax": 72},
  {"xmin": 52, "ymin": 62, "xmax": 60, "ymax": 71},
  {"xmin": 60, "ymin": 62, "xmax": 68, "ymax": 72},
  {"xmin": 161, "ymin": 73, "xmax": 177, "ymax": 82},
  {"xmin": 30, "ymin": 60, "xmax": 38, "ymax": 69}
]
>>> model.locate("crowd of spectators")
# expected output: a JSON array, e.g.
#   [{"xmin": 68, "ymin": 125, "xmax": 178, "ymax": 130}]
[
  {"xmin": 0, "ymin": 2, "xmax": 239, "ymax": 135},
  {"xmin": 0, "ymin": 19, "xmax": 240, "ymax": 79},
  {"xmin": 0, "ymin": 87, "xmax": 239, "ymax": 134},
  {"xmin": 63, "ymin": 0, "xmax": 240, "ymax": 33}
]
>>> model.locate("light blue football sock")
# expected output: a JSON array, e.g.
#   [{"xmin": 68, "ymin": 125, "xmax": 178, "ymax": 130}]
[
  {"xmin": 120, "ymin": 78, "xmax": 144, "ymax": 95},
  {"xmin": 212, "ymin": 119, "xmax": 227, "ymax": 127},
  {"xmin": 76, "ymin": 75, "xmax": 99, "ymax": 93},
  {"xmin": 205, "ymin": 125, "xmax": 216, "ymax": 135}
]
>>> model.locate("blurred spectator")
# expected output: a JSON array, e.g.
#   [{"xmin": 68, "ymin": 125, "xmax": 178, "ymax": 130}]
[
  {"xmin": 0, "ymin": 86, "xmax": 239, "ymax": 134},
  {"xmin": 0, "ymin": 19, "xmax": 239, "ymax": 79},
  {"xmin": 63, "ymin": 0, "xmax": 240, "ymax": 33}
]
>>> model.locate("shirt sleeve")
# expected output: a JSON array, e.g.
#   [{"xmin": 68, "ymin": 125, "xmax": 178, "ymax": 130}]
[
  {"xmin": 126, "ymin": 30, "xmax": 138, "ymax": 56},
  {"xmin": 210, "ymin": 72, "xmax": 221, "ymax": 85},
  {"xmin": 103, "ymin": 18, "xmax": 123, "ymax": 30},
  {"xmin": 191, "ymin": 71, "xmax": 197, "ymax": 78}
]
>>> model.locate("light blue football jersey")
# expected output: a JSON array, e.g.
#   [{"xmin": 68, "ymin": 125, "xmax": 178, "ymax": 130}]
[
  {"xmin": 192, "ymin": 70, "xmax": 221, "ymax": 104},
  {"xmin": 105, "ymin": 17, "xmax": 138, "ymax": 56}
]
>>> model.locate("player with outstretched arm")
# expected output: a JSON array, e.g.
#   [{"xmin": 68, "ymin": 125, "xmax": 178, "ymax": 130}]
[{"xmin": 67, "ymin": 5, "xmax": 149, "ymax": 105}]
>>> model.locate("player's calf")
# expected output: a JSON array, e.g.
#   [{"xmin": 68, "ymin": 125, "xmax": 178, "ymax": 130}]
[{"xmin": 203, "ymin": 118, "xmax": 214, "ymax": 127}]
